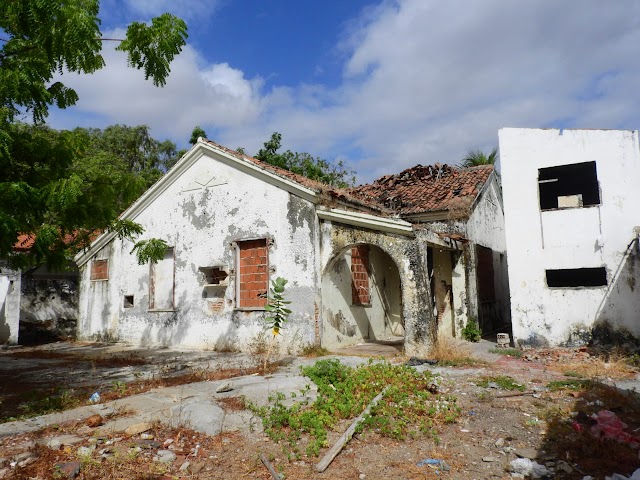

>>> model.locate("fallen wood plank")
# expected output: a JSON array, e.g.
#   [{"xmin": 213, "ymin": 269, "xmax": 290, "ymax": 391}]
[
  {"xmin": 260, "ymin": 453, "xmax": 281, "ymax": 480},
  {"xmin": 495, "ymin": 391, "xmax": 537, "ymax": 398},
  {"xmin": 315, "ymin": 386, "xmax": 389, "ymax": 473}
]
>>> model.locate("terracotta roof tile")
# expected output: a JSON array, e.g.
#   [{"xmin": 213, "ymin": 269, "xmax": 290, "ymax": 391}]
[{"xmin": 349, "ymin": 164, "xmax": 494, "ymax": 216}]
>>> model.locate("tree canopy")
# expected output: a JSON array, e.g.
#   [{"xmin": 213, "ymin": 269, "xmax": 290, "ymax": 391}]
[
  {"xmin": 0, "ymin": 1, "xmax": 188, "ymax": 268},
  {"xmin": 255, "ymin": 132, "xmax": 356, "ymax": 188},
  {"xmin": 460, "ymin": 148, "xmax": 498, "ymax": 168}
]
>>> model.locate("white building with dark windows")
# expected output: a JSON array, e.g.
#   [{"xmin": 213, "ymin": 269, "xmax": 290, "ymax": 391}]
[{"xmin": 499, "ymin": 128, "xmax": 640, "ymax": 347}]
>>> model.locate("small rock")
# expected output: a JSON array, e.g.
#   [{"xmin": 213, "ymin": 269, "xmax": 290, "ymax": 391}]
[
  {"xmin": 190, "ymin": 462, "xmax": 204, "ymax": 474},
  {"xmin": 359, "ymin": 474, "xmax": 366, "ymax": 480},
  {"xmin": 55, "ymin": 460, "xmax": 81, "ymax": 479},
  {"xmin": 77, "ymin": 446, "xmax": 95, "ymax": 457},
  {"xmin": 140, "ymin": 433, "xmax": 154, "ymax": 440},
  {"xmin": 482, "ymin": 456, "xmax": 498, "ymax": 462},
  {"xmin": 515, "ymin": 447, "xmax": 538, "ymax": 460},
  {"xmin": 216, "ymin": 381, "xmax": 234, "ymax": 393},
  {"xmin": 556, "ymin": 461, "xmax": 573, "ymax": 473},
  {"xmin": 154, "ymin": 450, "xmax": 177, "ymax": 463},
  {"xmin": 13, "ymin": 452, "xmax": 36, "ymax": 463},
  {"xmin": 495, "ymin": 438, "xmax": 505, "ymax": 447},
  {"xmin": 17, "ymin": 456, "xmax": 36, "ymax": 468},
  {"xmin": 76, "ymin": 426, "xmax": 92, "ymax": 436},
  {"xmin": 125, "ymin": 422, "xmax": 152, "ymax": 436},
  {"xmin": 86, "ymin": 414, "xmax": 103, "ymax": 428},
  {"xmin": 135, "ymin": 439, "xmax": 161, "ymax": 449},
  {"xmin": 180, "ymin": 461, "xmax": 191, "ymax": 472},
  {"xmin": 163, "ymin": 439, "xmax": 174, "ymax": 447}
]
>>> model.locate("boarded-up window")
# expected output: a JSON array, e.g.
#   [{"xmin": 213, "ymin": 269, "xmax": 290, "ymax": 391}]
[
  {"xmin": 546, "ymin": 267, "xmax": 607, "ymax": 288},
  {"xmin": 538, "ymin": 162, "xmax": 600, "ymax": 210},
  {"xmin": 90, "ymin": 260, "xmax": 109, "ymax": 281},
  {"xmin": 351, "ymin": 245, "xmax": 370, "ymax": 305},
  {"xmin": 237, "ymin": 239, "xmax": 268, "ymax": 309},
  {"xmin": 150, "ymin": 248, "xmax": 175, "ymax": 310}
]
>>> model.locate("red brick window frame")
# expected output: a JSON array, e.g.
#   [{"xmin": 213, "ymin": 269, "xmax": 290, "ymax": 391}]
[
  {"xmin": 90, "ymin": 259, "xmax": 109, "ymax": 281},
  {"xmin": 351, "ymin": 245, "xmax": 370, "ymax": 306},
  {"xmin": 237, "ymin": 239, "xmax": 269, "ymax": 309}
]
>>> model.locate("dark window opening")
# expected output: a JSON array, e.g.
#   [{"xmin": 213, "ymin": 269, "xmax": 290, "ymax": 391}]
[
  {"xmin": 199, "ymin": 266, "xmax": 229, "ymax": 285},
  {"xmin": 538, "ymin": 161, "xmax": 600, "ymax": 210},
  {"xmin": 124, "ymin": 295, "xmax": 134, "ymax": 308},
  {"xmin": 546, "ymin": 267, "xmax": 607, "ymax": 288}
]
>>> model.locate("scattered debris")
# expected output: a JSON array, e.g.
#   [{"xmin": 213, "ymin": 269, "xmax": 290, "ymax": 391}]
[
  {"xmin": 88, "ymin": 392, "xmax": 100, "ymax": 403},
  {"xmin": 260, "ymin": 453, "xmax": 282, "ymax": 480},
  {"xmin": 405, "ymin": 357, "xmax": 438, "ymax": 366},
  {"xmin": 509, "ymin": 458, "xmax": 551, "ymax": 478},
  {"xmin": 416, "ymin": 458, "xmax": 451, "ymax": 471}
]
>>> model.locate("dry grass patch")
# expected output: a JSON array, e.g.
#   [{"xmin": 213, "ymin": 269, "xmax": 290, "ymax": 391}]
[
  {"xmin": 547, "ymin": 351, "xmax": 637, "ymax": 380},
  {"xmin": 428, "ymin": 335, "xmax": 481, "ymax": 366}
]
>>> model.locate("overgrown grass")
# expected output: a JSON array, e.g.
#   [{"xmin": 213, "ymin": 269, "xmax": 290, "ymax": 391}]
[
  {"xmin": 547, "ymin": 379, "xmax": 591, "ymax": 392},
  {"xmin": 475, "ymin": 375, "xmax": 525, "ymax": 391},
  {"xmin": 489, "ymin": 348, "xmax": 523, "ymax": 358},
  {"xmin": 429, "ymin": 335, "xmax": 481, "ymax": 366},
  {"xmin": 300, "ymin": 344, "xmax": 332, "ymax": 357},
  {"xmin": 250, "ymin": 359, "xmax": 460, "ymax": 457}
]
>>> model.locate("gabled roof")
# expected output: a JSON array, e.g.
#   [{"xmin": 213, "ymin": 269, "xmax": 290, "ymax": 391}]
[
  {"xmin": 74, "ymin": 139, "xmax": 393, "ymax": 266},
  {"xmin": 349, "ymin": 164, "xmax": 494, "ymax": 216}
]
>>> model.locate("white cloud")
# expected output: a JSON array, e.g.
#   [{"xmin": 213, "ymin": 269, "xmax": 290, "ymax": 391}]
[{"xmin": 48, "ymin": 0, "xmax": 640, "ymax": 183}]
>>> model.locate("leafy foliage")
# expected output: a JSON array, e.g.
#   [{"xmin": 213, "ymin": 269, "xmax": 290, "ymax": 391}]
[
  {"xmin": 189, "ymin": 126, "xmax": 208, "ymax": 145},
  {"xmin": 0, "ymin": 1, "xmax": 186, "ymax": 267},
  {"xmin": 0, "ymin": 123, "xmax": 150, "ymax": 268},
  {"xmin": 250, "ymin": 359, "xmax": 459, "ymax": 457},
  {"xmin": 461, "ymin": 318, "xmax": 482, "ymax": 342},
  {"xmin": 0, "ymin": 0, "xmax": 187, "ymax": 130},
  {"xmin": 131, "ymin": 238, "xmax": 169, "ymax": 265},
  {"xmin": 255, "ymin": 132, "xmax": 356, "ymax": 188},
  {"xmin": 265, "ymin": 277, "xmax": 291, "ymax": 335},
  {"xmin": 461, "ymin": 148, "xmax": 498, "ymax": 168}
]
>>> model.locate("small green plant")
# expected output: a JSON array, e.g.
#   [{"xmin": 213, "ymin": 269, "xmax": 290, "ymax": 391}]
[
  {"xmin": 111, "ymin": 381, "xmax": 127, "ymax": 396},
  {"xmin": 461, "ymin": 318, "xmax": 481, "ymax": 342},
  {"xmin": 547, "ymin": 379, "xmax": 590, "ymax": 392},
  {"xmin": 265, "ymin": 277, "xmax": 291, "ymax": 335},
  {"xmin": 476, "ymin": 375, "xmax": 525, "ymax": 391},
  {"xmin": 489, "ymin": 348, "xmax": 523, "ymax": 358},
  {"xmin": 250, "ymin": 359, "xmax": 460, "ymax": 457},
  {"xmin": 263, "ymin": 277, "xmax": 291, "ymax": 369}
]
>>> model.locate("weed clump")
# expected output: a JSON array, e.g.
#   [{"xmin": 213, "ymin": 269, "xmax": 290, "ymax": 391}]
[
  {"xmin": 476, "ymin": 375, "xmax": 525, "ymax": 391},
  {"xmin": 250, "ymin": 359, "xmax": 459, "ymax": 457}
]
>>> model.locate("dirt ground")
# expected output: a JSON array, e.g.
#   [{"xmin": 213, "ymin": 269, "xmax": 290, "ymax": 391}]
[{"xmin": 1, "ymin": 342, "xmax": 639, "ymax": 480}]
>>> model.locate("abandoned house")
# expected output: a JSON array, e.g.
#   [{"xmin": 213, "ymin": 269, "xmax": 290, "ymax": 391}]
[
  {"xmin": 499, "ymin": 128, "xmax": 640, "ymax": 347},
  {"xmin": 0, "ymin": 236, "xmax": 79, "ymax": 345},
  {"xmin": 73, "ymin": 139, "xmax": 507, "ymax": 355}
]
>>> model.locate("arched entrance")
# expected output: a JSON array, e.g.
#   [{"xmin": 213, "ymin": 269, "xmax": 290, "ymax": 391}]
[{"xmin": 321, "ymin": 243, "xmax": 403, "ymax": 350}]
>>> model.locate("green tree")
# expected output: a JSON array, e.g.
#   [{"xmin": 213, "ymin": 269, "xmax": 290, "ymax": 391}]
[
  {"xmin": 0, "ymin": 123, "xmax": 150, "ymax": 268},
  {"xmin": 0, "ymin": 1, "xmax": 187, "ymax": 267},
  {"xmin": 461, "ymin": 148, "xmax": 498, "ymax": 168},
  {"xmin": 255, "ymin": 132, "xmax": 356, "ymax": 188},
  {"xmin": 189, "ymin": 126, "xmax": 208, "ymax": 145},
  {"xmin": 76, "ymin": 125, "xmax": 180, "ymax": 186}
]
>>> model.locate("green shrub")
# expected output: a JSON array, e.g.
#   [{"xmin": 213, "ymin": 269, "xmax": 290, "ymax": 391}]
[{"xmin": 461, "ymin": 319, "xmax": 481, "ymax": 342}]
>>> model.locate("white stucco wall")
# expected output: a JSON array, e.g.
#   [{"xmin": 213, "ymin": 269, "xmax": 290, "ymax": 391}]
[
  {"xmin": 78, "ymin": 150, "xmax": 320, "ymax": 353},
  {"xmin": 0, "ymin": 265, "xmax": 21, "ymax": 344},
  {"xmin": 500, "ymin": 128, "xmax": 640, "ymax": 346}
]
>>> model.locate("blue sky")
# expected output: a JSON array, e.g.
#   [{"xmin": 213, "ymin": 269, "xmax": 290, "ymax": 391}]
[{"xmin": 48, "ymin": 0, "xmax": 640, "ymax": 182}]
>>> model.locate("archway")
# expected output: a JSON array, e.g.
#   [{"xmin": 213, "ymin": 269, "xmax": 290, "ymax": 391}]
[{"xmin": 321, "ymin": 243, "xmax": 403, "ymax": 350}]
